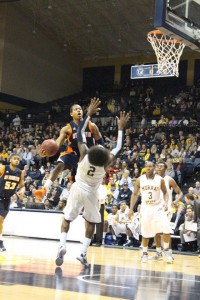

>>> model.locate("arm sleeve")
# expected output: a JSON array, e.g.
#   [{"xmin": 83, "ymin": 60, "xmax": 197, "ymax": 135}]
[
  {"xmin": 77, "ymin": 115, "xmax": 90, "ymax": 143},
  {"xmin": 110, "ymin": 130, "xmax": 123, "ymax": 156}
]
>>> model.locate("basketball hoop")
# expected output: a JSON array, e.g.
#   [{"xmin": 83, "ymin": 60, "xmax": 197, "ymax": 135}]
[{"xmin": 147, "ymin": 30, "xmax": 185, "ymax": 77}]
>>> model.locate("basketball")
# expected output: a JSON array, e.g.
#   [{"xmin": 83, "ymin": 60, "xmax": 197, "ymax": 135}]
[{"xmin": 40, "ymin": 139, "xmax": 59, "ymax": 157}]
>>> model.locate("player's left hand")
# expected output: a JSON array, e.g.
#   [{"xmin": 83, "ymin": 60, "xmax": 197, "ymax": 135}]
[{"xmin": 87, "ymin": 98, "xmax": 101, "ymax": 116}]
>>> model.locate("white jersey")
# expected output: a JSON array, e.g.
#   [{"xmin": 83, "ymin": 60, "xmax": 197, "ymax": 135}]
[
  {"xmin": 118, "ymin": 208, "xmax": 129, "ymax": 223},
  {"xmin": 75, "ymin": 154, "xmax": 106, "ymax": 192},
  {"xmin": 140, "ymin": 174, "xmax": 162, "ymax": 206}
]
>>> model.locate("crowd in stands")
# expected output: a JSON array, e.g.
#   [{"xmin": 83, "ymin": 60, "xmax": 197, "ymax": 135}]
[{"xmin": 1, "ymin": 82, "xmax": 200, "ymax": 253}]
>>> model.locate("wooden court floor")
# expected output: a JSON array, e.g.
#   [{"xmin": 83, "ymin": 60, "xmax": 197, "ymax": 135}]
[{"xmin": 0, "ymin": 236, "xmax": 200, "ymax": 300}]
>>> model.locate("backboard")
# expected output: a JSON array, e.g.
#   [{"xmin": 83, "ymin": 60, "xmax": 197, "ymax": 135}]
[{"xmin": 154, "ymin": 0, "xmax": 200, "ymax": 51}]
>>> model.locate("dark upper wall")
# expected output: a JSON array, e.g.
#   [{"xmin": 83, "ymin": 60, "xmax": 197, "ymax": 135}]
[{"xmin": 0, "ymin": 5, "xmax": 82, "ymax": 103}]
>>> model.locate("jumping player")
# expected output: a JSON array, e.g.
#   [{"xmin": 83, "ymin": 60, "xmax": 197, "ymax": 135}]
[
  {"xmin": 55, "ymin": 98, "xmax": 130, "ymax": 267},
  {"xmin": 0, "ymin": 154, "xmax": 25, "ymax": 251},
  {"xmin": 35, "ymin": 101, "xmax": 103, "ymax": 200}
]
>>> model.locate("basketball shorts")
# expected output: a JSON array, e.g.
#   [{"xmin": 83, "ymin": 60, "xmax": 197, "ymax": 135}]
[
  {"xmin": 57, "ymin": 151, "xmax": 79, "ymax": 170},
  {"xmin": 63, "ymin": 182, "xmax": 101, "ymax": 223},
  {"xmin": 112, "ymin": 223, "xmax": 127, "ymax": 235},
  {"xmin": 0, "ymin": 199, "xmax": 10, "ymax": 218},
  {"xmin": 127, "ymin": 220, "xmax": 140, "ymax": 240},
  {"xmin": 140, "ymin": 204, "xmax": 171, "ymax": 238}
]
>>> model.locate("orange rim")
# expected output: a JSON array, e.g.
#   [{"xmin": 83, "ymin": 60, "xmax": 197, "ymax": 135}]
[{"xmin": 147, "ymin": 29, "xmax": 182, "ymax": 44}]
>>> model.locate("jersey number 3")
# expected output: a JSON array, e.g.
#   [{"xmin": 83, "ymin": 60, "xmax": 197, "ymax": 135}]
[{"xmin": 87, "ymin": 166, "xmax": 96, "ymax": 176}]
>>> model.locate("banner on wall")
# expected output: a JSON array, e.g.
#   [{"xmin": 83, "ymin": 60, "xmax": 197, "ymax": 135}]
[{"xmin": 131, "ymin": 64, "xmax": 174, "ymax": 79}]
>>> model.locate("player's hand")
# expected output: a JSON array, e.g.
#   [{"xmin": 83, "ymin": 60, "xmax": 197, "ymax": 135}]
[
  {"xmin": 116, "ymin": 111, "xmax": 130, "ymax": 130},
  {"xmin": 39, "ymin": 148, "xmax": 47, "ymax": 157},
  {"xmin": 87, "ymin": 98, "xmax": 101, "ymax": 117}
]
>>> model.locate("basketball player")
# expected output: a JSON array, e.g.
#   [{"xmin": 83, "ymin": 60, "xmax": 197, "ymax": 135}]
[
  {"xmin": 55, "ymin": 98, "xmax": 129, "ymax": 267},
  {"xmin": 34, "ymin": 101, "xmax": 103, "ymax": 200},
  {"xmin": 0, "ymin": 154, "xmax": 25, "ymax": 251},
  {"xmin": 149, "ymin": 161, "xmax": 183, "ymax": 260},
  {"xmin": 129, "ymin": 161, "xmax": 173, "ymax": 263}
]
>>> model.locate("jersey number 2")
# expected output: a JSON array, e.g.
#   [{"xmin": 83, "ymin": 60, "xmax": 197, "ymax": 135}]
[{"xmin": 87, "ymin": 166, "xmax": 96, "ymax": 176}]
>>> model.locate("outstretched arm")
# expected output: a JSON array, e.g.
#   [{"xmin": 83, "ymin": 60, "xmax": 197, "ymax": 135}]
[
  {"xmin": 77, "ymin": 98, "xmax": 101, "ymax": 160},
  {"xmin": 104, "ymin": 111, "xmax": 130, "ymax": 168}
]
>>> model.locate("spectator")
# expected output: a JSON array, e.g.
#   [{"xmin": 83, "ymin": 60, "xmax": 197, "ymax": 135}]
[
  {"xmin": 179, "ymin": 207, "xmax": 196, "ymax": 251},
  {"xmin": 116, "ymin": 183, "xmax": 132, "ymax": 207},
  {"xmin": 194, "ymin": 181, "xmax": 200, "ymax": 196}
]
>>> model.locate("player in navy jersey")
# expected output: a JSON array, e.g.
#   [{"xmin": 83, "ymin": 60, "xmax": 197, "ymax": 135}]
[
  {"xmin": 0, "ymin": 154, "xmax": 25, "ymax": 251},
  {"xmin": 35, "ymin": 101, "xmax": 103, "ymax": 200},
  {"xmin": 55, "ymin": 99, "xmax": 130, "ymax": 267}
]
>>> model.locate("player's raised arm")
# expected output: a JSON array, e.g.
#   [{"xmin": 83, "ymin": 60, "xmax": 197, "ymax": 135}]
[
  {"xmin": 77, "ymin": 98, "xmax": 101, "ymax": 160},
  {"xmin": 106, "ymin": 111, "xmax": 130, "ymax": 163}
]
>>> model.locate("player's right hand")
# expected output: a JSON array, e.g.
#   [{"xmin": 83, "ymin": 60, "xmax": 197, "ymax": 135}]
[
  {"xmin": 87, "ymin": 98, "xmax": 101, "ymax": 116},
  {"xmin": 116, "ymin": 111, "xmax": 130, "ymax": 130},
  {"xmin": 39, "ymin": 148, "xmax": 47, "ymax": 157}
]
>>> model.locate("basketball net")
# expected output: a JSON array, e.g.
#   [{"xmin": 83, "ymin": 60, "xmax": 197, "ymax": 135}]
[{"xmin": 147, "ymin": 30, "xmax": 185, "ymax": 77}]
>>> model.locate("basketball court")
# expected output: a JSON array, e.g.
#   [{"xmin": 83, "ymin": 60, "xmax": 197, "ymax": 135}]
[{"xmin": 0, "ymin": 236, "xmax": 200, "ymax": 300}]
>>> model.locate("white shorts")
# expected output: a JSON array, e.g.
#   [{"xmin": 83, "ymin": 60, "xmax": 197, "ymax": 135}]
[
  {"xmin": 112, "ymin": 223, "xmax": 127, "ymax": 235},
  {"xmin": 63, "ymin": 182, "xmax": 101, "ymax": 223},
  {"xmin": 140, "ymin": 204, "xmax": 171, "ymax": 238},
  {"xmin": 127, "ymin": 221, "xmax": 140, "ymax": 240}
]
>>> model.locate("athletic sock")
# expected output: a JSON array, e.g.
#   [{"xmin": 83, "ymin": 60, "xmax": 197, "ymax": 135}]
[
  {"xmin": 142, "ymin": 246, "xmax": 148, "ymax": 253},
  {"xmin": 59, "ymin": 232, "xmax": 68, "ymax": 247},
  {"xmin": 80, "ymin": 237, "xmax": 91, "ymax": 255},
  {"xmin": 163, "ymin": 242, "xmax": 169, "ymax": 250}
]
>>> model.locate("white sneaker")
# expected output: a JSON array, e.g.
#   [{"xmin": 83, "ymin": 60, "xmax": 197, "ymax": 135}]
[
  {"xmin": 55, "ymin": 246, "xmax": 66, "ymax": 266},
  {"xmin": 76, "ymin": 253, "xmax": 89, "ymax": 267},
  {"xmin": 149, "ymin": 251, "xmax": 163, "ymax": 261},
  {"xmin": 163, "ymin": 249, "xmax": 174, "ymax": 264},
  {"xmin": 141, "ymin": 252, "xmax": 148, "ymax": 263}
]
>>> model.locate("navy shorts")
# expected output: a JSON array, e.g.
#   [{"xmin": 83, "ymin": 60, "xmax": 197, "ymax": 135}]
[
  {"xmin": 57, "ymin": 152, "xmax": 79, "ymax": 170},
  {"xmin": 0, "ymin": 199, "xmax": 10, "ymax": 218}
]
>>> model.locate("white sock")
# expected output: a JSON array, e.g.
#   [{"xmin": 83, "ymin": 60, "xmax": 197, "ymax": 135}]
[
  {"xmin": 163, "ymin": 242, "xmax": 169, "ymax": 250},
  {"xmin": 0, "ymin": 234, "xmax": 3, "ymax": 241},
  {"xmin": 103, "ymin": 232, "xmax": 106, "ymax": 239},
  {"xmin": 80, "ymin": 237, "xmax": 91, "ymax": 255},
  {"xmin": 59, "ymin": 232, "xmax": 67, "ymax": 247},
  {"xmin": 112, "ymin": 235, "xmax": 116, "ymax": 240},
  {"xmin": 44, "ymin": 179, "xmax": 53, "ymax": 191},
  {"xmin": 156, "ymin": 247, "xmax": 161, "ymax": 253},
  {"xmin": 142, "ymin": 246, "xmax": 148, "ymax": 253}
]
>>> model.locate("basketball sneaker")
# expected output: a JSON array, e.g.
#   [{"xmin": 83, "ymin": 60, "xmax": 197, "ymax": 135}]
[
  {"xmin": 0, "ymin": 240, "xmax": 6, "ymax": 252},
  {"xmin": 149, "ymin": 251, "xmax": 163, "ymax": 260},
  {"xmin": 55, "ymin": 245, "xmax": 66, "ymax": 266},
  {"xmin": 34, "ymin": 187, "xmax": 47, "ymax": 201},
  {"xmin": 76, "ymin": 253, "xmax": 89, "ymax": 267},
  {"xmin": 123, "ymin": 240, "xmax": 133, "ymax": 247},
  {"xmin": 163, "ymin": 249, "xmax": 174, "ymax": 264},
  {"xmin": 141, "ymin": 252, "xmax": 148, "ymax": 263}
]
